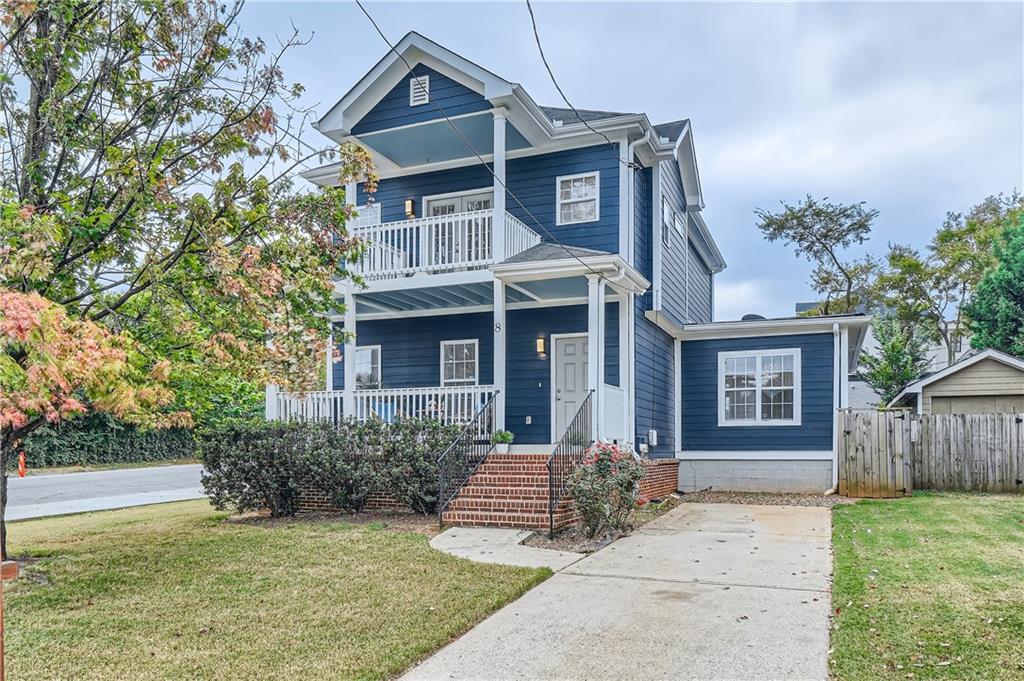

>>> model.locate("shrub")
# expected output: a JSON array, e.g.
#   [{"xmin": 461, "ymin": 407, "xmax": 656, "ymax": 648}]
[
  {"xmin": 197, "ymin": 418, "xmax": 462, "ymax": 517},
  {"xmin": 198, "ymin": 422, "xmax": 304, "ymax": 517},
  {"xmin": 21, "ymin": 413, "xmax": 195, "ymax": 468},
  {"xmin": 567, "ymin": 442, "xmax": 646, "ymax": 538},
  {"xmin": 492, "ymin": 430, "xmax": 514, "ymax": 444}
]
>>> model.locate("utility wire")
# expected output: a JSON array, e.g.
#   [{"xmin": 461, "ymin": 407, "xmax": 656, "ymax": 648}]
[
  {"xmin": 525, "ymin": 0, "xmax": 641, "ymax": 171},
  {"xmin": 353, "ymin": 0, "xmax": 610, "ymax": 283}
]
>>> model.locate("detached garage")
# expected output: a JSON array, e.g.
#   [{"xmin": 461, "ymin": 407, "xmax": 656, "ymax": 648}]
[{"xmin": 889, "ymin": 348, "xmax": 1024, "ymax": 415}]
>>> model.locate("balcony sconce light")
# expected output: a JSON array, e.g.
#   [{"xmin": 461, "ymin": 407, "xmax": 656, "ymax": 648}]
[
  {"xmin": 536, "ymin": 336, "xmax": 546, "ymax": 358},
  {"xmin": 404, "ymin": 198, "xmax": 415, "ymax": 219}
]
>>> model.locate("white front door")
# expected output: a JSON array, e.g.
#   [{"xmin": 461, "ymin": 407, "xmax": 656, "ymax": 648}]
[{"xmin": 553, "ymin": 334, "xmax": 589, "ymax": 439}]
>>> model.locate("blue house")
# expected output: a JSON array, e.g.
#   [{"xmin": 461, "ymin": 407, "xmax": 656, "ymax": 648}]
[{"xmin": 269, "ymin": 33, "xmax": 870, "ymax": 521}]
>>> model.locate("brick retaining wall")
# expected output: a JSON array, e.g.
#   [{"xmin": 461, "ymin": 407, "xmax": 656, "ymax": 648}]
[
  {"xmin": 295, "ymin": 483, "xmax": 406, "ymax": 514},
  {"xmin": 639, "ymin": 458, "xmax": 680, "ymax": 500}
]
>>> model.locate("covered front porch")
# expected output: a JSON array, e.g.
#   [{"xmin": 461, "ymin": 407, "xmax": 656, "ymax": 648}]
[{"xmin": 267, "ymin": 249, "xmax": 649, "ymax": 446}]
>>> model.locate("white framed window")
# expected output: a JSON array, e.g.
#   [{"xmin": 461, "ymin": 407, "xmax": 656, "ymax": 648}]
[
  {"xmin": 717, "ymin": 348, "xmax": 801, "ymax": 426},
  {"xmin": 556, "ymin": 172, "xmax": 599, "ymax": 225},
  {"xmin": 441, "ymin": 339, "xmax": 478, "ymax": 386},
  {"xmin": 354, "ymin": 345, "xmax": 382, "ymax": 390},
  {"xmin": 409, "ymin": 75, "xmax": 429, "ymax": 106}
]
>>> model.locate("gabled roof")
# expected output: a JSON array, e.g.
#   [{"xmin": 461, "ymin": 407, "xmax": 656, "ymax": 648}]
[
  {"xmin": 887, "ymin": 348, "xmax": 1024, "ymax": 407},
  {"xmin": 539, "ymin": 106, "xmax": 634, "ymax": 125}
]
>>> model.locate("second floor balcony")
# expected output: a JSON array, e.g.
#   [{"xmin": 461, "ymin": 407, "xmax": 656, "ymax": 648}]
[{"xmin": 349, "ymin": 206, "xmax": 541, "ymax": 280}]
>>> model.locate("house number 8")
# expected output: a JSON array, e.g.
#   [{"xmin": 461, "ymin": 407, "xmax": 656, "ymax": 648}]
[{"xmin": 494, "ymin": 322, "xmax": 502, "ymax": 333}]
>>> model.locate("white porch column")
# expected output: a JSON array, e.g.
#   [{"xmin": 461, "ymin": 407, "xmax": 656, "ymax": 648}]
[
  {"xmin": 325, "ymin": 320, "xmax": 334, "ymax": 391},
  {"xmin": 618, "ymin": 292, "xmax": 630, "ymax": 442},
  {"xmin": 493, "ymin": 279, "xmax": 507, "ymax": 431},
  {"xmin": 587, "ymin": 275, "xmax": 605, "ymax": 439},
  {"xmin": 342, "ymin": 291, "xmax": 357, "ymax": 417},
  {"xmin": 265, "ymin": 384, "xmax": 280, "ymax": 421},
  {"xmin": 674, "ymin": 338, "xmax": 682, "ymax": 454},
  {"xmin": 492, "ymin": 109, "xmax": 507, "ymax": 262}
]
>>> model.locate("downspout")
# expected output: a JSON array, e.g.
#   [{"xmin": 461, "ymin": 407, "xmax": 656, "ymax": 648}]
[
  {"xmin": 625, "ymin": 131, "xmax": 651, "ymax": 267},
  {"xmin": 624, "ymin": 131, "xmax": 649, "ymax": 451},
  {"xmin": 828, "ymin": 322, "xmax": 841, "ymax": 494}
]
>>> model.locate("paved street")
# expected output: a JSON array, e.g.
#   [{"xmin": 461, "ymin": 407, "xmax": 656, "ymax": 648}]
[
  {"xmin": 404, "ymin": 503, "xmax": 832, "ymax": 681},
  {"xmin": 6, "ymin": 464, "xmax": 206, "ymax": 520}
]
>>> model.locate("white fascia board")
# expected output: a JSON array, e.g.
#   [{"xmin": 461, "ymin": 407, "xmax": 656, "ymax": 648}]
[
  {"xmin": 335, "ymin": 268, "xmax": 493, "ymax": 296},
  {"xmin": 676, "ymin": 315, "xmax": 872, "ymax": 341},
  {"xmin": 318, "ymin": 32, "xmax": 514, "ymax": 136},
  {"xmin": 493, "ymin": 254, "xmax": 650, "ymax": 294},
  {"xmin": 688, "ymin": 212, "xmax": 726, "ymax": 273},
  {"xmin": 673, "ymin": 122, "xmax": 704, "ymax": 210},
  {"xmin": 645, "ymin": 309, "xmax": 686, "ymax": 338}
]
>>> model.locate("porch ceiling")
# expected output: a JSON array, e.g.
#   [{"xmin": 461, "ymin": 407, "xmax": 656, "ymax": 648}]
[
  {"xmin": 355, "ymin": 112, "xmax": 531, "ymax": 167},
  {"xmin": 355, "ymin": 280, "xmax": 534, "ymax": 314}
]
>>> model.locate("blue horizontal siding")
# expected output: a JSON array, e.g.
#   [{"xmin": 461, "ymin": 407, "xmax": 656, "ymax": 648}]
[
  {"xmin": 681, "ymin": 333, "xmax": 835, "ymax": 451},
  {"xmin": 356, "ymin": 144, "xmax": 622, "ymax": 254},
  {"xmin": 333, "ymin": 313, "xmax": 493, "ymax": 389},
  {"xmin": 688, "ymin": 241, "xmax": 713, "ymax": 323},
  {"xmin": 351, "ymin": 65, "xmax": 490, "ymax": 135}
]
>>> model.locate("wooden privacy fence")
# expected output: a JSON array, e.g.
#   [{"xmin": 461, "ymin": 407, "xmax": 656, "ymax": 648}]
[{"xmin": 838, "ymin": 409, "xmax": 1024, "ymax": 497}]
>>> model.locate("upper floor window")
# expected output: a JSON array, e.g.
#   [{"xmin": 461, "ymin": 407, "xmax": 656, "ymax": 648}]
[
  {"xmin": 409, "ymin": 75, "xmax": 430, "ymax": 106},
  {"xmin": 718, "ymin": 349, "xmax": 801, "ymax": 426},
  {"xmin": 556, "ymin": 172, "xmax": 599, "ymax": 225},
  {"xmin": 674, "ymin": 211, "xmax": 686, "ymax": 237},
  {"xmin": 441, "ymin": 339, "xmax": 478, "ymax": 386},
  {"xmin": 355, "ymin": 345, "xmax": 382, "ymax": 390}
]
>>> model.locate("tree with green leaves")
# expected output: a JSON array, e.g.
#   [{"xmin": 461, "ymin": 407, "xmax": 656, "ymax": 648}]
[
  {"xmin": 964, "ymin": 215, "xmax": 1024, "ymax": 357},
  {"xmin": 877, "ymin": 192, "xmax": 1024, "ymax": 367},
  {"xmin": 754, "ymin": 195, "xmax": 879, "ymax": 314},
  {"xmin": 0, "ymin": 0, "xmax": 376, "ymax": 557},
  {"xmin": 858, "ymin": 316, "xmax": 931, "ymax": 406}
]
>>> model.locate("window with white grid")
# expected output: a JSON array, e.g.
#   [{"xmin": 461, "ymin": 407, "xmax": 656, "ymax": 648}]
[
  {"xmin": 441, "ymin": 339, "xmax": 478, "ymax": 386},
  {"xmin": 556, "ymin": 172, "xmax": 599, "ymax": 225},
  {"xmin": 718, "ymin": 349, "xmax": 801, "ymax": 426}
]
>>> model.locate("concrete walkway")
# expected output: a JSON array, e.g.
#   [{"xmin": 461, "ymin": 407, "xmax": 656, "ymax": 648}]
[
  {"xmin": 6, "ymin": 464, "xmax": 205, "ymax": 520},
  {"xmin": 430, "ymin": 527, "xmax": 584, "ymax": 571},
  {"xmin": 404, "ymin": 503, "xmax": 831, "ymax": 681}
]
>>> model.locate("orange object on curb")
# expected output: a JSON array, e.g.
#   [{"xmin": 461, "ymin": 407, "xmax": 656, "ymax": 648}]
[{"xmin": 16, "ymin": 452, "xmax": 25, "ymax": 479}]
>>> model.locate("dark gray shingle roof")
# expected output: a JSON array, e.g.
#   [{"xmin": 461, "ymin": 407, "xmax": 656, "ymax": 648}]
[
  {"xmin": 540, "ymin": 106, "xmax": 633, "ymax": 125},
  {"xmin": 501, "ymin": 242, "xmax": 610, "ymax": 264},
  {"xmin": 652, "ymin": 119, "xmax": 689, "ymax": 143}
]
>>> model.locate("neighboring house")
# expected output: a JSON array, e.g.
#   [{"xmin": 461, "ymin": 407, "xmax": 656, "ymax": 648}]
[
  {"xmin": 795, "ymin": 301, "xmax": 970, "ymax": 409},
  {"xmin": 268, "ymin": 33, "xmax": 870, "ymax": 517},
  {"xmin": 888, "ymin": 348, "xmax": 1024, "ymax": 414}
]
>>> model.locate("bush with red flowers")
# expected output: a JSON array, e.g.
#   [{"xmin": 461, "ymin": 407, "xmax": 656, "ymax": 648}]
[{"xmin": 567, "ymin": 441, "xmax": 645, "ymax": 538}]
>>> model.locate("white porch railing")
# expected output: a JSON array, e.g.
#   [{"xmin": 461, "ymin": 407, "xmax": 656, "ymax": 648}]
[
  {"xmin": 350, "ymin": 209, "xmax": 540, "ymax": 280},
  {"xmin": 601, "ymin": 383, "xmax": 626, "ymax": 442},
  {"xmin": 273, "ymin": 385, "xmax": 497, "ymax": 426}
]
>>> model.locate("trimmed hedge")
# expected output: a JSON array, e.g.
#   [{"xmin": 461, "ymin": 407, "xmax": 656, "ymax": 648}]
[
  {"xmin": 21, "ymin": 414, "xmax": 195, "ymax": 468},
  {"xmin": 197, "ymin": 419, "xmax": 461, "ymax": 517}
]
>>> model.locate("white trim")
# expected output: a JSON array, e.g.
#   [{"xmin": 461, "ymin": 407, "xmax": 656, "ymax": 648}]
[
  {"xmin": 493, "ymin": 253, "xmax": 650, "ymax": 295},
  {"xmin": 493, "ymin": 280, "xmax": 506, "ymax": 430},
  {"xmin": 677, "ymin": 315, "xmax": 872, "ymax": 341},
  {"xmin": 549, "ymin": 332, "xmax": 588, "ymax": 443},
  {"xmin": 677, "ymin": 450, "xmax": 834, "ymax": 461},
  {"xmin": 555, "ymin": 171, "xmax": 600, "ymax": 226},
  {"xmin": 674, "ymin": 338, "xmax": 682, "ymax": 451},
  {"xmin": 421, "ymin": 185, "xmax": 493, "ymax": 206},
  {"xmin": 353, "ymin": 344, "xmax": 382, "ymax": 390},
  {"xmin": 717, "ymin": 348, "xmax": 802, "ymax": 427},
  {"xmin": 832, "ymin": 324, "xmax": 841, "ymax": 489},
  {"xmin": 618, "ymin": 140, "xmax": 630, "ymax": 266},
  {"xmin": 440, "ymin": 338, "xmax": 479, "ymax": 387},
  {"xmin": 651, "ymin": 163, "xmax": 663, "ymax": 311},
  {"xmin": 888, "ymin": 347, "xmax": 1024, "ymax": 407}
]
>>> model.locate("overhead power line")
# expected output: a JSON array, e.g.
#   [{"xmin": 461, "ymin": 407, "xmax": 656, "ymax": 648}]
[
  {"xmin": 525, "ymin": 0, "xmax": 641, "ymax": 171},
  {"xmin": 352, "ymin": 0, "xmax": 610, "ymax": 283}
]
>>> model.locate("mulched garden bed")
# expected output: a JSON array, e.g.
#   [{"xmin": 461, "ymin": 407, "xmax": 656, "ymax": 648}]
[
  {"xmin": 522, "ymin": 495, "xmax": 683, "ymax": 554},
  {"xmin": 677, "ymin": 490, "xmax": 856, "ymax": 507}
]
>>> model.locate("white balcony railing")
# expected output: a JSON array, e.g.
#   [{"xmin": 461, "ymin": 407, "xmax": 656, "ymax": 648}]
[
  {"xmin": 273, "ymin": 385, "xmax": 496, "ymax": 426},
  {"xmin": 350, "ymin": 209, "xmax": 539, "ymax": 280}
]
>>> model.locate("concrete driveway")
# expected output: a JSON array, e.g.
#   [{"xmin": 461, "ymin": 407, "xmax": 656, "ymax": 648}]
[{"xmin": 404, "ymin": 502, "xmax": 831, "ymax": 681}]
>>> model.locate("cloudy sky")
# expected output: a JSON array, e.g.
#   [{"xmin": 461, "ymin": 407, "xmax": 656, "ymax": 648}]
[{"xmin": 241, "ymin": 1, "xmax": 1023, "ymax": 320}]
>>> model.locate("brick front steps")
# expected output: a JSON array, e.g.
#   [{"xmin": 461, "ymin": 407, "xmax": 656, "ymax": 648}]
[{"xmin": 441, "ymin": 453, "xmax": 578, "ymax": 530}]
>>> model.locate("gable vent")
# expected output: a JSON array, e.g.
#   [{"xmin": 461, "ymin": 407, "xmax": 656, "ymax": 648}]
[{"xmin": 409, "ymin": 75, "xmax": 429, "ymax": 106}]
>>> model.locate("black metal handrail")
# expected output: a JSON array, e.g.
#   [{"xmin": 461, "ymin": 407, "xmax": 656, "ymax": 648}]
[
  {"xmin": 546, "ymin": 390, "xmax": 594, "ymax": 537},
  {"xmin": 437, "ymin": 391, "xmax": 499, "ymax": 524}
]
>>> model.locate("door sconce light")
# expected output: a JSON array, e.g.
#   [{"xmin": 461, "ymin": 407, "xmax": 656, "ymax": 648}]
[
  {"xmin": 536, "ymin": 336, "xmax": 546, "ymax": 358},
  {"xmin": 404, "ymin": 198, "xmax": 415, "ymax": 219}
]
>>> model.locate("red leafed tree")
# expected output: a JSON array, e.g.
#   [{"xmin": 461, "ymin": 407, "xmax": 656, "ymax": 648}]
[{"xmin": 0, "ymin": 1, "xmax": 377, "ymax": 557}]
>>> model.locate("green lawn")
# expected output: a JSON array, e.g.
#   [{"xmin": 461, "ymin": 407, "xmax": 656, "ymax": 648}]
[
  {"xmin": 831, "ymin": 493, "xmax": 1024, "ymax": 680},
  {"xmin": 5, "ymin": 501, "xmax": 549, "ymax": 680}
]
